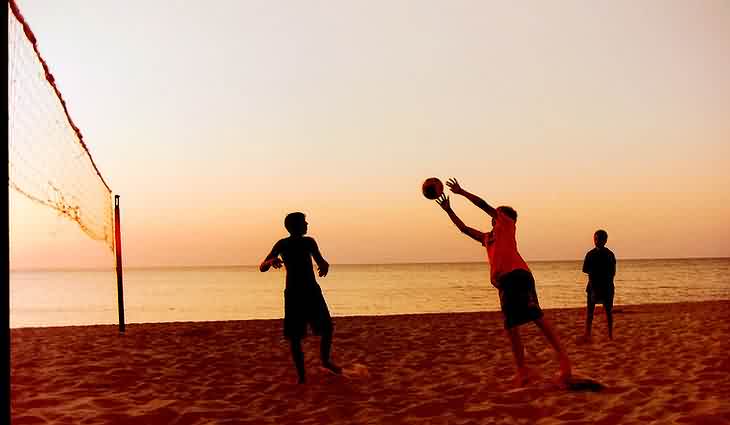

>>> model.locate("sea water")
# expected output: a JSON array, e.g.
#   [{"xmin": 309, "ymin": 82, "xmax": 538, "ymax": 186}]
[{"xmin": 10, "ymin": 258, "xmax": 730, "ymax": 328}]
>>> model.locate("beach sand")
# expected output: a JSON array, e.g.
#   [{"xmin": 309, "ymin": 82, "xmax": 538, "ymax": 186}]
[{"xmin": 11, "ymin": 300, "xmax": 730, "ymax": 424}]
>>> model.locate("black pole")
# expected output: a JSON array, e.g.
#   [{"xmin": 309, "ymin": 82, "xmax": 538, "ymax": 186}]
[
  {"xmin": 4, "ymin": 161, "xmax": 11, "ymax": 425},
  {"xmin": 114, "ymin": 195, "xmax": 125, "ymax": 334}
]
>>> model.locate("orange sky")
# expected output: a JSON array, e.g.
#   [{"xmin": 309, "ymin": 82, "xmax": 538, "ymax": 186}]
[{"xmin": 9, "ymin": 0, "xmax": 730, "ymax": 269}]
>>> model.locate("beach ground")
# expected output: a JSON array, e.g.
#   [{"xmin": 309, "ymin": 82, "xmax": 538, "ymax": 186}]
[{"xmin": 11, "ymin": 300, "xmax": 730, "ymax": 424}]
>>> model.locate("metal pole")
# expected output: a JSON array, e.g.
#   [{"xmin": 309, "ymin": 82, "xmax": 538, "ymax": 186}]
[
  {"xmin": 114, "ymin": 195, "xmax": 125, "ymax": 333},
  {"xmin": 5, "ymin": 163, "xmax": 11, "ymax": 425}
]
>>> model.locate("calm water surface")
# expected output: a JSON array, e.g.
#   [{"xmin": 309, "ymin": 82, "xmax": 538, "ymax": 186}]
[{"xmin": 10, "ymin": 258, "xmax": 730, "ymax": 328}]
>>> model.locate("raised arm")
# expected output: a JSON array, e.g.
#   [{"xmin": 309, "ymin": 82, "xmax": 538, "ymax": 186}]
[
  {"xmin": 446, "ymin": 178, "xmax": 497, "ymax": 218},
  {"xmin": 309, "ymin": 238, "xmax": 329, "ymax": 277},
  {"xmin": 436, "ymin": 194, "xmax": 485, "ymax": 243},
  {"xmin": 259, "ymin": 241, "xmax": 283, "ymax": 272}
]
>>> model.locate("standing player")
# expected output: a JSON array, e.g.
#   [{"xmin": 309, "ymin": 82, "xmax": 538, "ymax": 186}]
[
  {"xmin": 260, "ymin": 212, "xmax": 341, "ymax": 384},
  {"xmin": 581, "ymin": 229, "xmax": 616, "ymax": 342}
]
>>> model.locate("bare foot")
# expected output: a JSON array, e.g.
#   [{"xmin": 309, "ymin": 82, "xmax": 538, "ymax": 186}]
[
  {"xmin": 512, "ymin": 367, "xmax": 533, "ymax": 388},
  {"xmin": 552, "ymin": 372, "xmax": 571, "ymax": 390},
  {"xmin": 322, "ymin": 362, "xmax": 342, "ymax": 375}
]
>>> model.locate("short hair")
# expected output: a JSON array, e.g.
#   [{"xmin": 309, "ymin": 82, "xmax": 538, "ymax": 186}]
[
  {"xmin": 594, "ymin": 229, "xmax": 608, "ymax": 243},
  {"xmin": 497, "ymin": 206, "xmax": 518, "ymax": 222},
  {"xmin": 284, "ymin": 212, "xmax": 306, "ymax": 234}
]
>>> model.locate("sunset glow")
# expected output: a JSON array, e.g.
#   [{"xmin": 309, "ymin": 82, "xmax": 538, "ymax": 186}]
[{"xmin": 9, "ymin": 0, "xmax": 730, "ymax": 269}]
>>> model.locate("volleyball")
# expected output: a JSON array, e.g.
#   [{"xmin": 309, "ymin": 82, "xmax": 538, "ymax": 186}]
[{"xmin": 422, "ymin": 177, "xmax": 444, "ymax": 200}]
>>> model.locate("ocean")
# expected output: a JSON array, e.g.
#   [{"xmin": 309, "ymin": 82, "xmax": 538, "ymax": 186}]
[{"xmin": 9, "ymin": 258, "xmax": 730, "ymax": 328}]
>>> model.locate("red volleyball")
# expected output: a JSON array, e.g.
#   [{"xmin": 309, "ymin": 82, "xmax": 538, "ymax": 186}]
[{"xmin": 422, "ymin": 177, "xmax": 444, "ymax": 200}]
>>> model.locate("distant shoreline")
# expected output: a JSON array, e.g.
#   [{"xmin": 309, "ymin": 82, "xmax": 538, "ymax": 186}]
[{"xmin": 10, "ymin": 299, "xmax": 730, "ymax": 330}]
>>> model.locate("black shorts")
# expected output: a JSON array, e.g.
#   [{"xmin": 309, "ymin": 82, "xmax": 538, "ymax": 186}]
[
  {"xmin": 587, "ymin": 283, "xmax": 614, "ymax": 308},
  {"xmin": 497, "ymin": 269, "xmax": 544, "ymax": 329},
  {"xmin": 283, "ymin": 285, "xmax": 333, "ymax": 340}
]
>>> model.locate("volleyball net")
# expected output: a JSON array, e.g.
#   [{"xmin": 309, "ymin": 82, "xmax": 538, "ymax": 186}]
[{"xmin": 8, "ymin": 0, "xmax": 115, "ymax": 252}]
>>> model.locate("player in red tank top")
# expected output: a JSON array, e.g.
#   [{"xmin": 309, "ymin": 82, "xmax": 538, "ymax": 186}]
[{"xmin": 435, "ymin": 178, "xmax": 572, "ymax": 387}]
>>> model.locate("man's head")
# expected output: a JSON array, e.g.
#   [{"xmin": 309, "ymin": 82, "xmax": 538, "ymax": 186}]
[
  {"xmin": 284, "ymin": 212, "xmax": 308, "ymax": 236},
  {"xmin": 491, "ymin": 206, "xmax": 517, "ymax": 227},
  {"xmin": 594, "ymin": 229, "xmax": 608, "ymax": 247},
  {"xmin": 498, "ymin": 206, "xmax": 518, "ymax": 221}
]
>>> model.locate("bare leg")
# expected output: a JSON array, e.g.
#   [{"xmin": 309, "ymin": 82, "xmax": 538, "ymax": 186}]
[
  {"xmin": 605, "ymin": 304, "xmax": 613, "ymax": 340},
  {"xmin": 534, "ymin": 316, "xmax": 572, "ymax": 383},
  {"xmin": 320, "ymin": 329, "xmax": 341, "ymax": 374},
  {"xmin": 507, "ymin": 326, "xmax": 529, "ymax": 386},
  {"xmin": 584, "ymin": 301, "xmax": 596, "ymax": 342},
  {"xmin": 290, "ymin": 338, "xmax": 306, "ymax": 384}
]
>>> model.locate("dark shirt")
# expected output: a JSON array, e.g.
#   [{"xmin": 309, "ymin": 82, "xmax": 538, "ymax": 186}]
[
  {"xmin": 269, "ymin": 236, "xmax": 322, "ymax": 291},
  {"xmin": 582, "ymin": 247, "xmax": 616, "ymax": 292}
]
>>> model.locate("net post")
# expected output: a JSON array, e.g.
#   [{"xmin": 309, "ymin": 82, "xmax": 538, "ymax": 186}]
[{"xmin": 114, "ymin": 195, "xmax": 126, "ymax": 334}]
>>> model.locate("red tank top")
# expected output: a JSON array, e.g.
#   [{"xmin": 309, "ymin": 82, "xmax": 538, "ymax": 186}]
[{"xmin": 484, "ymin": 210, "xmax": 530, "ymax": 287}]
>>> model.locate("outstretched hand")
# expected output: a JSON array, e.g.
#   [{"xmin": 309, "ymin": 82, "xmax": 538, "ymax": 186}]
[
  {"xmin": 436, "ymin": 194, "xmax": 451, "ymax": 211},
  {"xmin": 259, "ymin": 256, "xmax": 283, "ymax": 273},
  {"xmin": 318, "ymin": 263, "xmax": 329, "ymax": 277},
  {"xmin": 269, "ymin": 258, "xmax": 283, "ymax": 269},
  {"xmin": 446, "ymin": 178, "xmax": 464, "ymax": 195}
]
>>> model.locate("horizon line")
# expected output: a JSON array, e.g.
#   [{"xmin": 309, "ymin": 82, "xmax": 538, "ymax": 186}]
[{"xmin": 9, "ymin": 255, "xmax": 730, "ymax": 273}]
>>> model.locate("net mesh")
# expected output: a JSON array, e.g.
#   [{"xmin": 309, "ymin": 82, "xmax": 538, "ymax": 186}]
[{"xmin": 8, "ymin": 0, "xmax": 115, "ymax": 251}]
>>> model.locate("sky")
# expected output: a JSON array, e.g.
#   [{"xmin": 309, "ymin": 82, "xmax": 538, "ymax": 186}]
[{"xmin": 8, "ymin": 0, "xmax": 730, "ymax": 270}]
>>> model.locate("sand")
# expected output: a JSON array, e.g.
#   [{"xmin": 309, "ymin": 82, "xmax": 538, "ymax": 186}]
[{"xmin": 11, "ymin": 300, "xmax": 730, "ymax": 424}]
